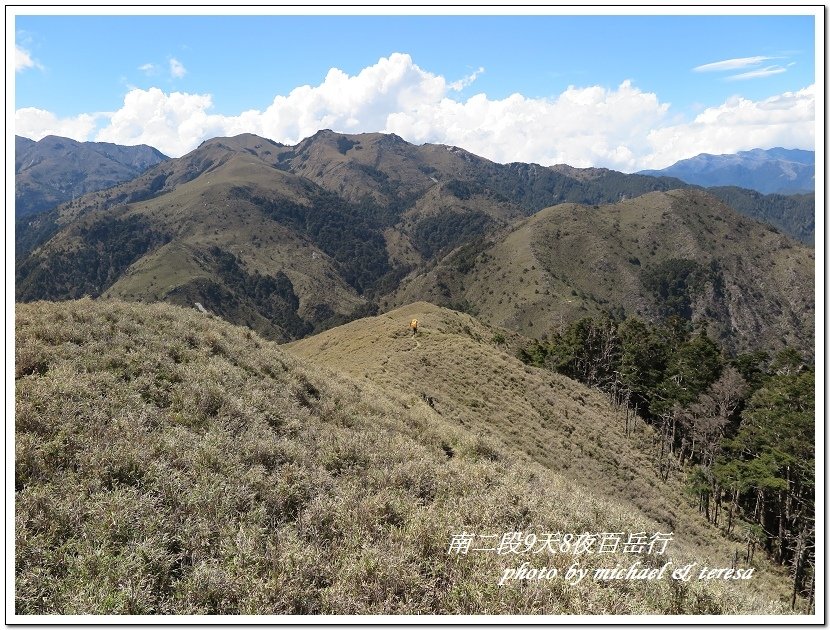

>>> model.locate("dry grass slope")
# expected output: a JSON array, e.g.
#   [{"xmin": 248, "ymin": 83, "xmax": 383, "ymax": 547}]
[
  {"xmin": 15, "ymin": 299, "xmax": 792, "ymax": 616},
  {"xmin": 288, "ymin": 301, "xmax": 793, "ymax": 608},
  {"xmin": 392, "ymin": 190, "xmax": 814, "ymax": 355}
]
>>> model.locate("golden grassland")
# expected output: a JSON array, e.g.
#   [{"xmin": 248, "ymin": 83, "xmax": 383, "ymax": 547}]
[{"xmin": 15, "ymin": 299, "xmax": 791, "ymax": 614}]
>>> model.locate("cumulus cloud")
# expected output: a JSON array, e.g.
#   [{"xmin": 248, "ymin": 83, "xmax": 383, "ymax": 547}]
[
  {"xmin": 385, "ymin": 79, "xmax": 671, "ymax": 170},
  {"xmin": 169, "ymin": 58, "xmax": 186, "ymax": 79},
  {"xmin": 15, "ymin": 44, "xmax": 41, "ymax": 72},
  {"xmin": 14, "ymin": 52, "xmax": 816, "ymax": 171},
  {"xmin": 94, "ymin": 88, "xmax": 224, "ymax": 156},
  {"xmin": 15, "ymin": 107, "xmax": 99, "ymax": 141},
  {"xmin": 641, "ymin": 85, "xmax": 815, "ymax": 169},
  {"xmin": 139, "ymin": 62, "xmax": 157, "ymax": 75},
  {"xmin": 249, "ymin": 53, "xmax": 449, "ymax": 141}
]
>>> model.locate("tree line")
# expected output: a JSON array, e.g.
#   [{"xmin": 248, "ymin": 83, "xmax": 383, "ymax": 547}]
[{"xmin": 519, "ymin": 314, "xmax": 815, "ymax": 610}]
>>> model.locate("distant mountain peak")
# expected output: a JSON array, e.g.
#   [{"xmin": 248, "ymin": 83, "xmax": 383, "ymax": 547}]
[
  {"xmin": 15, "ymin": 134, "xmax": 169, "ymax": 219},
  {"xmin": 638, "ymin": 147, "xmax": 814, "ymax": 195}
]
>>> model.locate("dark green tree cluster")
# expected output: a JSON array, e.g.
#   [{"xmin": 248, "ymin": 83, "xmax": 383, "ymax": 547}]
[
  {"xmin": 16, "ymin": 215, "xmax": 171, "ymax": 301},
  {"xmin": 244, "ymin": 190, "xmax": 398, "ymax": 295},
  {"xmin": 443, "ymin": 178, "xmax": 483, "ymax": 201},
  {"xmin": 16, "ymin": 206, "xmax": 61, "ymax": 261},
  {"xmin": 715, "ymin": 365, "xmax": 815, "ymax": 607},
  {"xmin": 481, "ymin": 163, "xmax": 686, "ymax": 214},
  {"xmin": 206, "ymin": 247, "xmax": 312, "ymax": 339},
  {"xmin": 708, "ymin": 187, "xmax": 814, "ymax": 245},
  {"xmin": 519, "ymin": 314, "xmax": 814, "ymax": 608},
  {"xmin": 336, "ymin": 136, "xmax": 358, "ymax": 155},
  {"xmin": 640, "ymin": 258, "xmax": 714, "ymax": 320},
  {"xmin": 412, "ymin": 210, "xmax": 494, "ymax": 259},
  {"xmin": 519, "ymin": 314, "xmax": 717, "ymax": 416}
]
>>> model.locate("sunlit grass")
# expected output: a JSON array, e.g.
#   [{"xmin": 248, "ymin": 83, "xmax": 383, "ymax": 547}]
[{"xmin": 15, "ymin": 299, "xmax": 787, "ymax": 615}]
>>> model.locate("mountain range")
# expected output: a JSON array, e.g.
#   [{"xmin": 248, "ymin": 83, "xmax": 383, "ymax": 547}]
[
  {"xmin": 15, "ymin": 135, "xmax": 168, "ymax": 219},
  {"xmin": 14, "ymin": 131, "xmax": 686, "ymax": 337},
  {"xmin": 639, "ymin": 148, "xmax": 815, "ymax": 195},
  {"xmin": 15, "ymin": 136, "xmax": 815, "ymax": 241},
  {"xmin": 13, "ymin": 131, "xmax": 817, "ymax": 614},
  {"xmin": 15, "ymin": 131, "xmax": 814, "ymax": 357}
]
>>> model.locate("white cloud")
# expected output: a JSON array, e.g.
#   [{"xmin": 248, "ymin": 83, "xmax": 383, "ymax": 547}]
[
  {"xmin": 248, "ymin": 53, "xmax": 449, "ymax": 142},
  {"xmin": 694, "ymin": 55, "xmax": 792, "ymax": 83},
  {"xmin": 641, "ymin": 85, "xmax": 815, "ymax": 169},
  {"xmin": 693, "ymin": 56, "xmax": 773, "ymax": 72},
  {"xmin": 449, "ymin": 66, "xmax": 485, "ymax": 91},
  {"xmin": 727, "ymin": 65, "xmax": 787, "ymax": 81},
  {"xmin": 15, "ymin": 44, "xmax": 41, "ymax": 72},
  {"xmin": 139, "ymin": 63, "xmax": 157, "ymax": 75},
  {"xmin": 94, "ymin": 88, "xmax": 224, "ymax": 156},
  {"xmin": 169, "ymin": 58, "xmax": 186, "ymax": 79},
  {"xmin": 385, "ymin": 79, "xmax": 671, "ymax": 171},
  {"xmin": 14, "ymin": 53, "xmax": 816, "ymax": 171},
  {"xmin": 15, "ymin": 107, "xmax": 99, "ymax": 141}
]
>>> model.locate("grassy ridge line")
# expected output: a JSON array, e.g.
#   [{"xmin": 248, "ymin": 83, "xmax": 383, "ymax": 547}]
[
  {"xmin": 287, "ymin": 301, "xmax": 795, "ymax": 604},
  {"xmin": 391, "ymin": 189, "xmax": 814, "ymax": 356},
  {"xmin": 16, "ymin": 299, "xmax": 782, "ymax": 614},
  {"xmin": 288, "ymin": 302, "xmax": 713, "ymax": 533}
]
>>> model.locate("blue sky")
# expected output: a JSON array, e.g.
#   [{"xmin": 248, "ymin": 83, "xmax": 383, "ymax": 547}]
[{"xmin": 12, "ymin": 11, "xmax": 819, "ymax": 171}]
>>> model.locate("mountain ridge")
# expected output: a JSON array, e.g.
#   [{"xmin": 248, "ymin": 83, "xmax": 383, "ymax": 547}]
[
  {"xmin": 638, "ymin": 147, "xmax": 814, "ymax": 195},
  {"xmin": 15, "ymin": 132, "xmax": 815, "ymax": 354},
  {"xmin": 391, "ymin": 188, "xmax": 814, "ymax": 356},
  {"xmin": 14, "ymin": 131, "xmax": 690, "ymax": 340},
  {"xmin": 15, "ymin": 134, "xmax": 169, "ymax": 219}
]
